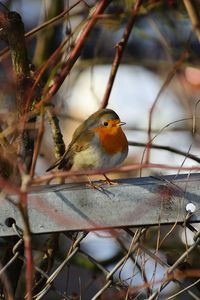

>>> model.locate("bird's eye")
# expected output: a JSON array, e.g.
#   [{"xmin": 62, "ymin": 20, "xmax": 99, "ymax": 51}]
[{"xmin": 103, "ymin": 121, "xmax": 108, "ymax": 126}]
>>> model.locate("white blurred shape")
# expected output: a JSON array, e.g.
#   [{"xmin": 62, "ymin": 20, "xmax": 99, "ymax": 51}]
[
  {"xmin": 62, "ymin": 65, "xmax": 185, "ymax": 130},
  {"xmin": 180, "ymin": 223, "xmax": 200, "ymax": 246},
  {"xmin": 80, "ymin": 231, "xmax": 120, "ymax": 262},
  {"xmin": 186, "ymin": 203, "xmax": 196, "ymax": 213},
  {"xmin": 180, "ymin": 227, "xmax": 195, "ymax": 246},
  {"xmin": 110, "ymin": 253, "xmax": 176, "ymax": 295}
]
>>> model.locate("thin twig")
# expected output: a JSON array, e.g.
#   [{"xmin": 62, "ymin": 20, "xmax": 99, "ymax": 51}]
[
  {"xmin": 29, "ymin": 109, "xmax": 45, "ymax": 178},
  {"xmin": 101, "ymin": 0, "xmax": 142, "ymax": 108},
  {"xmin": 0, "ymin": 0, "xmax": 84, "ymax": 60},
  {"xmin": 35, "ymin": 0, "xmax": 112, "ymax": 109},
  {"xmin": 117, "ymin": 233, "xmax": 152, "ymax": 297},
  {"xmin": 34, "ymin": 232, "xmax": 87, "ymax": 300},
  {"xmin": 146, "ymin": 50, "xmax": 188, "ymax": 164},
  {"xmin": 183, "ymin": 0, "xmax": 200, "ymax": 42},
  {"xmin": 92, "ymin": 229, "xmax": 147, "ymax": 300},
  {"xmin": 192, "ymin": 99, "xmax": 200, "ymax": 134},
  {"xmin": 168, "ymin": 276, "xmax": 200, "ymax": 300},
  {"xmin": 147, "ymin": 230, "xmax": 200, "ymax": 300},
  {"xmin": 128, "ymin": 141, "xmax": 200, "ymax": 164}
]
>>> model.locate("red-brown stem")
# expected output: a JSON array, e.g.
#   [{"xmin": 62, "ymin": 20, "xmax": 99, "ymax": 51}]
[
  {"xmin": 0, "ymin": 176, "xmax": 33, "ymax": 299},
  {"xmin": 24, "ymin": 234, "xmax": 33, "ymax": 300},
  {"xmin": 19, "ymin": 192, "xmax": 33, "ymax": 300},
  {"xmin": 25, "ymin": 2, "xmax": 86, "ymax": 107},
  {"xmin": 32, "ymin": 162, "xmax": 200, "ymax": 185},
  {"xmin": 36, "ymin": 0, "xmax": 112, "ymax": 109},
  {"xmin": 0, "ymin": 175, "xmax": 23, "ymax": 196},
  {"xmin": 101, "ymin": 0, "xmax": 142, "ymax": 108}
]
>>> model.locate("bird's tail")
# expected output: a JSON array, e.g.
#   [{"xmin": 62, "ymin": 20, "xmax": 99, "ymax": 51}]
[
  {"xmin": 46, "ymin": 155, "xmax": 70, "ymax": 172},
  {"xmin": 46, "ymin": 157, "xmax": 62, "ymax": 172}
]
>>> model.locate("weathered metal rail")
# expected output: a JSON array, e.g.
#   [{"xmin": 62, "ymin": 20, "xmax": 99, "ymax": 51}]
[{"xmin": 1, "ymin": 173, "xmax": 200, "ymax": 236}]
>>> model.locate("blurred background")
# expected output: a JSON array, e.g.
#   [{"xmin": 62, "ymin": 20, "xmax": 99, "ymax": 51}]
[
  {"xmin": 1, "ymin": 0, "xmax": 200, "ymax": 176},
  {"xmin": 0, "ymin": 1, "xmax": 200, "ymax": 299}
]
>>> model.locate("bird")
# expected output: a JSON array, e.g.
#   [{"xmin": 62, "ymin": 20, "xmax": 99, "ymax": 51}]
[{"xmin": 46, "ymin": 108, "xmax": 128, "ymax": 183}]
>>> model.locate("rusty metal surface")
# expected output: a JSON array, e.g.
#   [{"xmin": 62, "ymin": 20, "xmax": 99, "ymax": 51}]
[{"xmin": 1, "ymin": 174, "xmax": 200, "ymax": 236}]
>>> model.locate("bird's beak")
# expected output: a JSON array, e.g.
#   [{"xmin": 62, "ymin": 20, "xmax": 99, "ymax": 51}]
[{"xmin": 119, "ymin": 121, "xmax": 126, "ymax": 126}]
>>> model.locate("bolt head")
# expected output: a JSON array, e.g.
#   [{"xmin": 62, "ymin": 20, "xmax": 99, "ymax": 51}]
[{"xmin": 186, "ymin": 203, "xmax": 196, "ymax": 213}]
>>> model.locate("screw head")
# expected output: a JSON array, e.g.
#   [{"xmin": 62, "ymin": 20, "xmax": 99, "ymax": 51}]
[{"xmin": 186, "ymin": 203, "xmax": 196, "ymax": 213}]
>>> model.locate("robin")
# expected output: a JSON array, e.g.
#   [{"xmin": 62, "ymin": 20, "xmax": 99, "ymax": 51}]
[{"xmin": 47, "ymin": 108, "xmax": 128, "ymax": 182}]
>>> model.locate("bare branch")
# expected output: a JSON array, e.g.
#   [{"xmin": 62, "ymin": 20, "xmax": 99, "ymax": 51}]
[{"xmin": 101, "ymin": 0, "xmax": 142, "ymax": 108}]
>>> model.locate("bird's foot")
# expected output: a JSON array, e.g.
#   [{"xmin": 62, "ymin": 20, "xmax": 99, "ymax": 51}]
[
  {"xmin": 86, "ymin": 176, "xmax": 104, "ymax": 191},
  {"xmin": 102, "ymin": 174, "xmax": 119, "ymax": 186}
]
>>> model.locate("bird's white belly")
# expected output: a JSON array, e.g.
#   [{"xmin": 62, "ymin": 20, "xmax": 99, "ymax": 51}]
[
  {"xmin": 72, "ymin": 146, "xmax": 127, "ymax": 171},
  {"xmin": 72, "ymin": 147, "xmax": 101, "ymax": 170}
]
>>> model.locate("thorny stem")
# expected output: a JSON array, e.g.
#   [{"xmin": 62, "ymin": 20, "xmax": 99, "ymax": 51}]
[
  {"xmin": 47, "ymin": 107, "xmax": 66, "ymax": 159},
  {"xmin": 101, "ymin": 0, "xmax": 143, "ymax": 108}
]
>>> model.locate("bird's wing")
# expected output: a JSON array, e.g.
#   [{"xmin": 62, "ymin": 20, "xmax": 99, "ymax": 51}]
[{"xmin": 46, "ymin": 128, "xmax": 94, "ymax": 171}]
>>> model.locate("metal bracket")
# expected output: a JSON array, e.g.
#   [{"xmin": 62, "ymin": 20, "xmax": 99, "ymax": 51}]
[{"xmin": 1, "ymin": 173, "xmax": 200, "ymax": 236}]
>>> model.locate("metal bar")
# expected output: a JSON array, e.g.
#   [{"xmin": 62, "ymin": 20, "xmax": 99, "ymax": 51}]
[{"xmin": 1, "ymin": 173, "xmax": 200, "ymax": 236}]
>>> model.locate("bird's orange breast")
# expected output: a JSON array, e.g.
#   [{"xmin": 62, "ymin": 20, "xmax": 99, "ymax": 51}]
[{"xmin": 93, "ymin": 126, "xmax": 128, "ymax": 155}]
